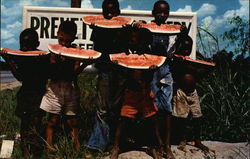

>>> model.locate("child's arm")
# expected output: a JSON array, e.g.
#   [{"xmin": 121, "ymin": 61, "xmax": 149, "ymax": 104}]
[
  {"xmin": 0, "ymin": 49, "xmax": 22, "ymax": 81},
  {"xmin": 74, "ymin": 59, "xmax": 95, "ymax": 75}
]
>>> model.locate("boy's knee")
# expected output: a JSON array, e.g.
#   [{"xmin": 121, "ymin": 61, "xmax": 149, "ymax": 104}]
[
  {"xmin": 47, "ymin": 115, "xmax": 59, "ymax": 127},
  {"xmin": 66, "ymin": 116, "xmax": 79, "ymax": 128}
]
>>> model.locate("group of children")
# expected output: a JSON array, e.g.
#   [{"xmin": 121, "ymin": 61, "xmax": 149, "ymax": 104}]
[{"xmin": 0, "ymin": 0, "xmax": 209, "ymax": 159}]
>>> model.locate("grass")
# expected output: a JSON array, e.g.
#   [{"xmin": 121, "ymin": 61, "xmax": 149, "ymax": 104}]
[
  {"xmin": 0, "ymin": 72, "xmax": 105, "ymax": 159},
  {"xmin": 0, "ymin": 62, "xmax": 249, "ymax": 158}
]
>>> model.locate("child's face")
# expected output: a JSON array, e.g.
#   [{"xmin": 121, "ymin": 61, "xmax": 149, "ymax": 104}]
[
  {"xmin": 103, "ymin": 3, "xmax": 119, "ymax": 19},
  {"xmin": 153, "ymin": 3, "xmax": 169, "ymax": 24},
  {"xmin": 57, "ymin": 31, "xmax": 75, "ymax": 47},
  {"xmin": 128, "ymin": 31, "xmax": 140, "ymax": 50},
  {"xmin": 20, "ymin": 35, "xmax": 38, "ymax": 51}
]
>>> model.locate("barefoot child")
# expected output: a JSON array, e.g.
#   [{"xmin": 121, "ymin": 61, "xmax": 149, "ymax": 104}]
[
  {"xmin": 172, "ymin": 35, "xmax": 210, "ymax": 153},
  {"xmin": 40, "ymin": 21, "xmax": 91, "ymax": 152},
  {"xmin": 110, "ymin": 69, "xmax": 161, "ymax": 159},
  {"xmin": 0, "ymin": 28, "xmax": 49, "ymax": 158},
  {"xmin": 148, "ymin": 1, "xmax": 179, "ymax": 158},
  {"xmin": 86, "ymin": 0, "xmax": 124, "ymax": 152}
]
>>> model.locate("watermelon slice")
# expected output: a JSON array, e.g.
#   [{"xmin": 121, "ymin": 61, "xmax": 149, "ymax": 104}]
[
  {"xmin": 135, "ymin": 21, "xmax": 181, "ymax": 34},
  {"xmin": 174, "ymin": 54, "xmax": 215, "ymax": 67},
  {"xmin": 1, "ymin": 48, "xmax": 49, "ymax": 56},
  {"xmin": 48, "ymin": 44, "xmax": 101, "ymax": 59},
  {"xmin": 82, "ymin": 15, "xmax": 133, "ymax": 28},
  {"xmin": 110, "ymin": 53, "xmax": 166, "ymax": 69}
]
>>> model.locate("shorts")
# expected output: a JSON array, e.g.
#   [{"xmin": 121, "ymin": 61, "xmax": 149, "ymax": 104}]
[
  {"xmin": 172, "ymin": 88, "xmax": 202, "ymax": 118},
  {"xmin": 40, "ymin": 80, "xmax": 80, "ymax": 116},
  {"xmin": 120, "ymin": 89, "xmax": 158, "ymax": 119},
  {"xmin": 151, "ymin": 64, "xmax": 173, "ymax": 113},
  {"xmin": 16, "ymin": 87, "xmax": 45, "ymax": 118}
]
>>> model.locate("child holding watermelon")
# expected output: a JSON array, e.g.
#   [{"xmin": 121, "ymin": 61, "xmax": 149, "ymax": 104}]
[
  {"xmin": 86, "ymin": 0, "xmax": 125, "ymax": 152},
  {"xmin": 110, "ymin": 69, "xmax": 161, "ymax": 159},
  {"xmin": 40, "ymin": 20, "xmax": 91, "ymax": 152},
  {"xmin": 0, "ymin": 28, "xmax": 49, "ymax": 158},
  {"xmin": 148, "ymin": 1, "xmax": 179, "ymax": 158},
  {"xmin": 171, "ymin": 35, "xmax": 210, "ymax": 153},
  {"xmin": 133, "ymin": 0, "xmax": 189, "ymax": 158}
]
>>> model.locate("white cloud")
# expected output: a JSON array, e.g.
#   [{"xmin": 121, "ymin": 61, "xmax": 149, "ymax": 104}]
[
  {"xmin": 4, "ymin": 38, "xmax": 18, "ymax": 45},
  {"xmin": 1, "ymin": 21, "xmax": 22, "ymax": 40},
  {"xmin": 7, "ymin": 21, "xmax": 22, "ymax": 31},
  {"xmin": 223, "ymin": 0, "xmax": 249, "ymax": 19},
  {"xmin": 81, "ymin": 0, "xmax": 94, "ymax": 8},
  {"xmin": 1, "ymin": 4, "xmax": 20, "ymax": 17},
  {"xmin": 1, "ymin": 29, "xmax": 15, "ymax": 40},
  {"xmin": 50, "ymin": 0, "xmax": 69, "ymax": 7},
  {"xmin": 176, "ymin": 5, "xmax": 192, "ymax": 12},
  {"xmin": 123, "ymin": 5, "xmax": 132, "ymax": 10},
  {"xmin": 197, "ymin": 3, "xmax": 216, "ymax": 17}
]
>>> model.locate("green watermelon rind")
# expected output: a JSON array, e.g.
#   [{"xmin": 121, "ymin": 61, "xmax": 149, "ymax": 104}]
[
  {"xmin": 48, "ymin": 44, "xmax": 102, "ymax": 60},
  {"xmin": 110, "ymin": 53, "xmax": 166, "ymax": 69},
  {"xmin": 82, "ymin": 15, "xmax": 134, "ymax": 28},
  {"xmin": 2, "ymin": 48, "xmax": 49, "ymax": 56}
]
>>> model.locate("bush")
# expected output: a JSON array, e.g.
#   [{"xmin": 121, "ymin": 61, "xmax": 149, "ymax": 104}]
[{"xmin": 197, "ymin": 51, "xmax": 250, "ymax": 142}]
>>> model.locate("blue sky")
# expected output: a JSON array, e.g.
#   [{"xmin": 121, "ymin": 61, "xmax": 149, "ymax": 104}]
[{"xmin": 1, "ymin": 0, "xmax": 249, "ymax": 56}]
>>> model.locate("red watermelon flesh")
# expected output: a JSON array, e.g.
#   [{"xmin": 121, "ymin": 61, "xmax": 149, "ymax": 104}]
[
  {"xmin": 48, "ymin": 44, "xmax": 101, "ymax": 59},
  {"xmin": 82, "ymin": 15, "xmax": 133, "ymax": 28},
  {"xmin": 174, "ymin": 54, "xmax": 215, "ymax": 67},
  {"xmin": 110, "ymin": 53, "xmax": 166, "ymax": 69},
  {"xmin": 135, "ymin": 21, "xmax": 181, "ymax": 34},
  {"xmin": 1, "ymin": 48, "xmax": 48, "ymax": 56}
]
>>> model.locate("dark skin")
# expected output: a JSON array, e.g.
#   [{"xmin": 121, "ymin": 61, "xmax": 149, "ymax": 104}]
[
  {"xmin": 153, "ymin": 3, "xmax": 169, "ymax": 25},
  {"xmin": 46, "ymin": 30, "xmax": 93, "ymax": 153},
  {"xmin": 111, "ymin": 70, "xmax": 161, "ymax": 159},
  {"xmin": 174, "ymin": 37, "xmax": 209, "ymax": 153},
  {"xmin": 151, "ymin": 2, "xmax": 176, "ymax": 159},
  {"xmin": 1, "ymin": 32, "xmax": 47, "ymax": 158}
]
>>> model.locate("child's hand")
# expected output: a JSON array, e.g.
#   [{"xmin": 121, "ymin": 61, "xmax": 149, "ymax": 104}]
[
  {"xmin": 0, "ymin": 48, "xmax": 9, "ymax": 59},
  {"xmin": 149, "ymin": 65, "xmax": 158, "ymax": 69},
  {"xmin": 112, "ymin": 59, "xmax": 119, "ymax": 64},
  {"xmin": 0, "ymin": 48, "xmax": 7, "ymax": 55},
  {"xmin": 132, "ymin": 20, "xmax": 146, "ymax": 28},
  {"xmin": 122, "ymin": 23, "xmax": 132, "ymax": 28},
  {"xmin": 89, "ymin": 23, "xmax": 96, "ymax": 29},
  {"xmin": 180, "ymin": 25, "xmax": 188, "ymax": 35}
]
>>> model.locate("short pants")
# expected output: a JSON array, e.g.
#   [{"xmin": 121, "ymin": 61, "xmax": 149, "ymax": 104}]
[
  {"xmin": 172, "ymin": 88, "xmax": 202, "ymax": 118},
  {"xmin": 40, "ymin": 80, "xmax": 80, "ymax": 115},
  {"xmin": 120, "ymin": 89, "xmax": 158, "ymax": 119}
]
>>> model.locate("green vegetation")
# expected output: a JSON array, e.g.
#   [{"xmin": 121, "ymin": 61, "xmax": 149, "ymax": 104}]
[{"xmin": 0, "ymin": 16, "xmax": 249, "ymax": 158}]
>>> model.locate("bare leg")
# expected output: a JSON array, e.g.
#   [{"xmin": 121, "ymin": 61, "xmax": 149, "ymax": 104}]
[
  {"xmin": 193, "ymin": 118, "xmax": 209, "ymax": 152},
  {"xmin": 164, "ymin": 114, "xmax": 175, "ymax": 159},
  {"xmin": 46, "ymin": 114, "xmax": 59, "ymax": 153},
  {"xmin": 66, "ymin": 117, "xmax": 80, "ymax": 151},
  {"xmin": 30, "ymin": 114, "xmax": 44, "ymax": 157},
  {"xmin": 20, "ymin": 119, "xmax": 30, "ymax": 158},
  {"xmin": 110, "ymin": 118, "xmax": 124, "ymax": 159}
]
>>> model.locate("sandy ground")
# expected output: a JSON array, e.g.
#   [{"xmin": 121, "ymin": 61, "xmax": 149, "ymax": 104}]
[{"xmin": 0, "ymin": 81, "xmax": 21, "ymax": 91}]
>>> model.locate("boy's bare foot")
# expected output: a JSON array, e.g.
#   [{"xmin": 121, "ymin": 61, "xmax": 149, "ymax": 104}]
[
  {"xmin": 163, "ymin": 146, "xmax": 175, "ymax": 159},
  {"xmin": 110, "ymin": 148, "xmax": 119, "ymax": 159},
  {"xmin": 177, "ymin": 140, "xmax": 187, "ymax": 152},
  {"xmin": 147, "ymin": 148, "xmax": 162, "ymax": 159},
  {"xmin": 194, "ymin": 140, "xmax": 209, "ymax": 153}
]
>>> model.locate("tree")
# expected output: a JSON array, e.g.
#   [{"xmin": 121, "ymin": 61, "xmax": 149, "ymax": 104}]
[{"xmin": 222, "ymin": 16, "xmax": 250, "ymax": 57}]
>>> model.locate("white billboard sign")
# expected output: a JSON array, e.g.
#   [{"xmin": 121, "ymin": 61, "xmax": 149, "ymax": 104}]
[{"xmin": 23, "ymin": 6, "xmax": 197, "ymax": 59}]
